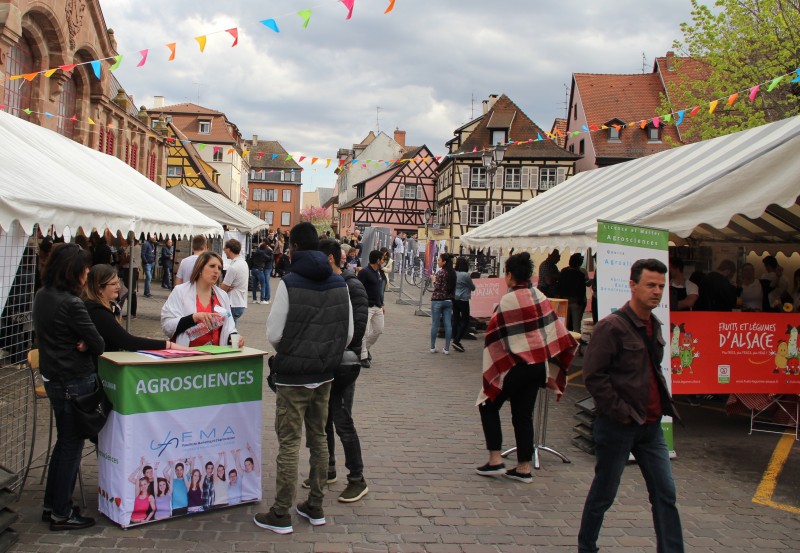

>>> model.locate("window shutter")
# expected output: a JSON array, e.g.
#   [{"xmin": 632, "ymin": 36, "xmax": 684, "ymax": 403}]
[
  {"xmin": 416, "ymin": 185, "xmax": 423, "ymax": 199},
  {"xmin": 494, "ymin": 168, "xmax": 504, "ymax": 189},
  {"xmin": 530, "ymin": 167, "xmax": 540, "ymax": 191},
  {"xmin": 460, "ymin": 205, "xmax": 469, "ymax": 226},
  {"xmin": 557, "ymin": 167, "xmax": 566, "ymax": 185},
  {"xmin": 483, "ymin": 204, "xmax": 489, "ymax": 223},
  {"xmin": 461, "ymin": 167, "xmax": 470, "ymax": 189},
  {"xmin": 493, "ymin": 204, "xmax": 503, "ymax": 219},
  {"xmin": 398, "ymin": 184, "xmax": 405, "ymax": 198},
  {"xmin": 521, "ymin": 167, "xmax": 530, "ymax": 189}
]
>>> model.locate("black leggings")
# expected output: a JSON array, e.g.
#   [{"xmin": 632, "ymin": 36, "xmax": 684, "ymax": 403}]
[
  {"xmin": 479, "ymin": 363, "xmax": 546, "ymax": 463},
  {"xmin": 452, "ymin": 299, "xmax": 471, "ymax": 343}
]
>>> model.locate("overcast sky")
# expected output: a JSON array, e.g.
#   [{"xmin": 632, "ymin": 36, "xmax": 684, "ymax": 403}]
[{"xmin": 101, "ymin": 0, "xmax": 695, "ymax": 191}]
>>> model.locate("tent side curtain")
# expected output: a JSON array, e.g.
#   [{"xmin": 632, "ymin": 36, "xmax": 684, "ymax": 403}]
[
  {"xmin": 460, "ymin": 116, "xmax": 800, "ymax": 251},
  {"xmin": 168, "ymin": 185, "xmax": 268, "ymax": 234},
  {"xmin": 0, "ymin": 110, "xmax": 223, "ymax": 238}
]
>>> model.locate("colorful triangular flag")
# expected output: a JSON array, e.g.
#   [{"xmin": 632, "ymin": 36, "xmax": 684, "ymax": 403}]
[
  {"xmin": 261, "ymin": 19, "xmax": 280, "ymax": 32},
  {"xmin": 195, "ymin": 36, "xmax": 207, "ymax": 53},
  {"xmin": 226, "ymin": 28, "xmax": 239, "ymax": 47},
  {"xmin": 297, "ymin": 9, "xmax": 312, "ymax": 29}
]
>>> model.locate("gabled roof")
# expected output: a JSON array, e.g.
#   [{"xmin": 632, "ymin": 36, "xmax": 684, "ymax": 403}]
[
  {"xmin": 150, "ymin": 103, "xmax": 240, "ymax": 145},
  {"xmin": 551, "ymin": 118, "xmax": 567, "ymax": 148},
  {"xmin": 247, "ymin": 140, "xmax": 302, "ymax": 171},
  {"xmin": 338, "ymin": 145, "xmax": 437, "ymax": 210},
  {"xmin": 456, "ymin": 95, "xmax": 579, "ymax": 161},
  {"xmin": 571, "ymin": 73, "xmax": 681, "ymax": 159},
  {"xmin": 167, "ymin": 122, "xmax": 226, "ymax": 195},
  {"xmin": 156, "ymin": 103, "xmax": 224, "ymax": 115},
  {"xmin": 653, "ymin": 54, "xmax": 712, "ymax": 143}
]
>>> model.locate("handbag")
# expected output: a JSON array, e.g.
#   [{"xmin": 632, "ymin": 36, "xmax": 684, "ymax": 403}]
[{"xmin": 68, "ymin": 384, "xmax": 113, "ymax": 439}]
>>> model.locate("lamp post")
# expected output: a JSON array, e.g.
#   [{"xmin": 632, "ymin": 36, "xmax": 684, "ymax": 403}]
[{"xmin": 480, "ymin": 144, "xmax": 506, "ymax": 262}]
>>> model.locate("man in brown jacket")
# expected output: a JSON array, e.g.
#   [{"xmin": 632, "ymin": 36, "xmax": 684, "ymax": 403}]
[{"xmin": 578, "ymin": 258, "xmax": 684, "ymax": 553}]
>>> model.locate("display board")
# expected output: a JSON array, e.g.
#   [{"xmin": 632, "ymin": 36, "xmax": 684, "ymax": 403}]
[
  {"xmin": 671, "ymin": 311, "xmax": 800, "ymax": 394},
  {"xmin": 96, "ymin": 349, "xmax": 264, "ymax": 527}
]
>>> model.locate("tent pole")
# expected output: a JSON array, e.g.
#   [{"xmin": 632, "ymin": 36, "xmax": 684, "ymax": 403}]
[{"xmin": 125, "ymin": 231, "xmax": 134, "ymax": 332}]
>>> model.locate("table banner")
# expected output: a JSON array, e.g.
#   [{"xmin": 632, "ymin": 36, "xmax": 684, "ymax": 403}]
[
  {"xmin": 97, "ymin": 355, "xmax": 263, "ymax": 527},
  {"xmin": 670, "ymin": 311, "xmax": 800, "ymax": 394},
  {"xmin": 470, "ymin": 278, "xmax": 505, "ymax": 318}
]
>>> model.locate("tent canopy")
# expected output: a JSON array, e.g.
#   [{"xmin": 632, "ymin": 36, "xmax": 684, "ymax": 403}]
[
  {"xmin": 168, "ymin": 185, "xmax": 268, "ymax": 234},
  {"xmin": 460, "ymin": 116, "xmax": 800, "ymax": 253},
  {"xmin": 0, "ymin": 110, "xmax": 223, "ymax": 238}
]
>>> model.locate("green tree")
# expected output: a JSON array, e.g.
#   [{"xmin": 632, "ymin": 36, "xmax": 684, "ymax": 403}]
[{"xmin": 664, "ymin": 0, "xmax": 800, "ymax": 141}]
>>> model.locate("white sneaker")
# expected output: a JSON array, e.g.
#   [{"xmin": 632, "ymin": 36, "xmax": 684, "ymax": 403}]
[
  {"xmin": 442, "ymin": 349, "xmax": 450, "ymax": 355},
  {"xmin": 262, "ymin": 300, "xmax": 270, "ymax": 305},
  {"xmin": 429, "ymin": 348, "xmax": 437, "ymax": 353}
]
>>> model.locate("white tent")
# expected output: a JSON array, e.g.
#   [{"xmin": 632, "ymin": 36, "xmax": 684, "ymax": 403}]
[
  {"xmin": 168, "ymin": 185, "xmax": 268, "ymax": 234},
  {"xmin": 460, "ymin": 116, "xmax": 800, "ymax": 252},
  {"xmin": 0, "ymin": 110, "xmax": 223, "ymax": 238}
]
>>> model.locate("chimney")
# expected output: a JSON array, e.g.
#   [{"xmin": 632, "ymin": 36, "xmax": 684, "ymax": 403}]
[
  {"xmin": 153, "ymin": 96, "xmax": 165, "ymax": 108},
  {"xmin": 252, "ymin": 134, "xmax": 258, "ymax": 144},
  {"xmin": 394, "ymin": 128, "xmax": 406, "ymax": 147},
  {"xmin": 666, "ymin": 51, "xmax": 675, "ymax": 72}
]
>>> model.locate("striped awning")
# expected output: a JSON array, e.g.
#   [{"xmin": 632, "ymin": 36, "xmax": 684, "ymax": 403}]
[{"xmin": 460, "ymin": 116, "xmax": 800, "ymax": 253}]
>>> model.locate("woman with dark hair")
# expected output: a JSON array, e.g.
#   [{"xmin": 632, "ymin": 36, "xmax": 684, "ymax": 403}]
[
  {"xmin": 476, "ymin": 252, "xmax": 577, "ymax": 483},
  {"xmin": 32, "ymin": 242, "xmax": 104, "ymax": 530},
  {"xmin": 451, "ymin": 256, "xmax": 475, "ymax": 353},
  {"xmin": 84, "ymin": 264, "xmax": 192, "ymax": 360},
  {"xmin": 558, "ymin": 253, "xmax": 588, "ymax": 332},
  {"xmin": 161, "ymin": 251, "xmax": 242, "ymax": 348},
  {"xmin": 430, "ymin": 253, "xmax": 457, "ymax": 354}
]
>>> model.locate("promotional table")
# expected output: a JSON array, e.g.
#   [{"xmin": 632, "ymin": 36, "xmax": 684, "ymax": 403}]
[{"xmin": 96, "ymin": 347, "xmax": 265, "ymax": 527}]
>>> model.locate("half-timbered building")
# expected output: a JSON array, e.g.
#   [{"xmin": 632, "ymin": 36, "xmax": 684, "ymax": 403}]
[
  {"xmin": 338, "ymin": 145, "xmax": 437, "ymax": 237},
  {"xmin": 436, "ymin": 94, "xmax": 579, "ymax": 252}
]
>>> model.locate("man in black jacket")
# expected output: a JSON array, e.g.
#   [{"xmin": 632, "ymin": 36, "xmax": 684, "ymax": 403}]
[
  {"xmin": 357, "ymin": 250, "xmax": 386, "ymax": 368},
  {"xmin": 255, "ymin": 223, "xmax": 353, "ymax": 535},
  {"xmin": 304, "ymin": 239, "xmax": 370, "ymax": 503}
]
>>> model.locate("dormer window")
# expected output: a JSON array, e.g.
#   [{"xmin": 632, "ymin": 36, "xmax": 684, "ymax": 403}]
[
  {"xmin": 198, "ymin": 120, "xmax": 211, "ymax": 134},
  {"xmin": 491, "ymin": 130, "xmax": 506, "ymax": 146},
  {"xmin": 609, "ymin": 126, "xmax": 620, "ymax": 141},
  {"xmin": 646, "ymin": 124, "xmax": 661, "ymax": 143},
  {"xmin": 605, "ymin": 119, "xmax": 624, "ymax": 142}
]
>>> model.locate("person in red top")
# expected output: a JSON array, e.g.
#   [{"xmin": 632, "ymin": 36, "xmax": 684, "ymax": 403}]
[{"xmin": 579, "ymin": 258, "xmax": 684, "ymax": 553}]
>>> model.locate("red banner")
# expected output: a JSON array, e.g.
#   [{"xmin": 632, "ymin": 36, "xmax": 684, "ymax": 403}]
[{"xmin": 671, "ymin": 312, "xmax": 800, "ymax": 394}]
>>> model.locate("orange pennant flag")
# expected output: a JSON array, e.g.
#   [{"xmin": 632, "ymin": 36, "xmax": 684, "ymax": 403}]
[
  {"xmin": 385, "ymin": 0, "xmax": 396, "ymax": 13},
  {"xmin": 709, "ymin": 100, "xmax": 719, "ymax": 114},
  {"xmin": 639, "ymin": 120, "xmax": 647, "ymax": 129},
  {"xmin": 166, "ymin": 43, "xmax": 176, "ymax": 61},
  {"xmin": 311, "ymin": 157, "xmax": 318, "ymax": 165},
  {"xmin": 195, "ymin": 36, "xmax": 207, "ymax": 53},
  {"xmin": 22, "ymin": 72, "xmax": 38, "ymax": 81},
  {"xmin": 726, "ymin": 93, "xmax": 739, "ymax": 106},
  {"xmin": 227, "ymin": 148, "xmax": 235, "ymax": 154}
]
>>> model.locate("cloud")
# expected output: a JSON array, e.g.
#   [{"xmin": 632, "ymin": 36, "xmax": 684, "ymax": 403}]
[{"xmin": 101, "ymin": 0, "xmax": 693, "ymax": 190}]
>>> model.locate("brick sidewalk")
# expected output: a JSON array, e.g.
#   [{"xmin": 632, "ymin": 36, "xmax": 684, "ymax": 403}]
[{"xmin": 10, "ymin": 280, "xmax": 800, "ymax": 552}]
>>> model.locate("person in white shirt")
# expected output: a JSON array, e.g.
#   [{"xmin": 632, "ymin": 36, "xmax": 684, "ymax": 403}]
[
  {"xmin": 393, "ymin": 232, "xmax": 405, "ymax": 272},
  {"xmin": 739, "ymin": 262, "xmax": 763, "ymax": 311},
  {"xmin": 221, "ymin": 239, "xmax": 250, "ymax": 323},
  {"xmin": 174, "ymin": 235, "xmax": 207, "ymax": 286}
]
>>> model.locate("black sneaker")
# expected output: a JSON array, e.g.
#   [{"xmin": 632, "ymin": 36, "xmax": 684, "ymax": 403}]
[
  {"xmin": 360, "ymin": 358, "xmax": 371, "ymax": 368},
  {"xmin": 452, "ymin": 342, "xmax": 465, "ymax": 352},
  {"xmin": 296, "ymin": 501, "xmax": 326, "ymax": 526},
  {"xmin": 42, "ymin": 505, "xmax": 80, "ymax": 522},
  {"xmin": 475, "ymin": 462, "xmax": 506, "ymax": 476},
  {"xmin": 504, "ymin": 468, "xmax": 533, "ymax": 483},
  {"xmin": 338, "ymin": 479, "xmax": 369, "ymax": 503},
  {"xmin": 253, "ymin": 508, "xmax": 293, "ymax": 534},
  {"xmin": 50, "ymin": 512, "xmax": 95, "ymax": 531},
  {"xmin": 301, "ymin": 470, "xmax": 337, "ymax": 488}
]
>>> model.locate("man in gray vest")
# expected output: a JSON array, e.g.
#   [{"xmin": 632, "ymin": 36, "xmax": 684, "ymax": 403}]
[{"xmin": 254, "ymin": 223, "xmax": 353, "ymax": 535}]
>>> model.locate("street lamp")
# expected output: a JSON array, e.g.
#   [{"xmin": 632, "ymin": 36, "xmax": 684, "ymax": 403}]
[{"xmin": 480, "ymin": 144, "xmax": 506, "ymax": 268}]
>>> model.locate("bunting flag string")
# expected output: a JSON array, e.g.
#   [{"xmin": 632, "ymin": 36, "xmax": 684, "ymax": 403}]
[
  {"xmin": 2, "ymin": 0, "xmax": 384, "ymax": 85},
  {"xmin": 2, "ymin": 62, "xmax": 798, "ymax": 170}
]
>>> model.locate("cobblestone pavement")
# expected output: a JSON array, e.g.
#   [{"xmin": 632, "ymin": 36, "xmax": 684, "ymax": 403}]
[{"xmin": 10, "ymin": 279, "xmax": 800, "ymax": 552}]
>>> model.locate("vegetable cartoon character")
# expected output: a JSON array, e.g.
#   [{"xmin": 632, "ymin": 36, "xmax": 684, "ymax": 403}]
[
  {"xmin": 670, "ymin": 323, "xmax": 684, "ymax": 374},
  {"xmin": 774, "ymin": 341, "xmax": 789, "ymax": 374},
  {"xmin": 786, "ymin": 325, "xmax": 798, "ymax": 358},
  {"xmin": 787, "ymin": 357, "xmax": 800, "ymax": 375},
  {"xmin": 679, "ymin": 331, "xmax": 699, "ymax": 374}
]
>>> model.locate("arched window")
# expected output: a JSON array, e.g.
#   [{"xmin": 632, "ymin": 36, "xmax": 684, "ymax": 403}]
[
  {"xmin": 106, "ymin": 129, "xmax": 115, "ymax": 155},
  {"xmin": 57, "ymin": 77, "xmax": 77, "ymax": 138},
  {"xmin": 3, "ymin": 38, "xmax": 35, "ymax": 121}
]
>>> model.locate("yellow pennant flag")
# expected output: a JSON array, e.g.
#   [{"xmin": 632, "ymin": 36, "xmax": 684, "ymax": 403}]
[
  {"xmin": 195, "ymin": 36, "xmax": 207, "ymax": 53},
  {"xmin": 88, "ymin": 118, "xmax": 95, "ymax": 125},
  {"xmin": 709, "ymin": 100, "xmax": 719, "ymax": 114},
  {"xmin": 44, "ymin": 68, "xmax": 58, "ymax": 77},
  {"xmin": 242, "ymin": 150, "xmax": 250, "ymax": 156},
  {"xmin": 325, "ymin": 159, "xmax": 331, "ymax": 168}
]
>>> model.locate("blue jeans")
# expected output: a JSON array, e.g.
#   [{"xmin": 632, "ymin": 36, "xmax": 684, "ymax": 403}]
[
  {"xmin": 578, "ymin": 416, "xmax": 684, "ymax": 553},
  {"xmin": 143, "ymin": 262, "xmax": 154, "ymax": 295},
  {"xmin": 326, "ymin": 364, "xmax": 364, "ymax": 482},
  {"xmin": 251, "ymin": 269, "xmax": 265, "ymax": 301},
  {"xmin": 161, "ymin": 264, "xmax": 172, "ymax": 288},
  {"xmin": 430, "ymin": 299, "xmax": 453, "ymax": 350},
  {"xmin": 261, "ymin": 268, "xmax": 271, "ymax": 301},
  {"xmin": 230, "ymin": 306, "xmax": 245, "ymax": 323},
  {"xmin": 43, "ymin": 374, "xmax": 98, "ymax": 519}
]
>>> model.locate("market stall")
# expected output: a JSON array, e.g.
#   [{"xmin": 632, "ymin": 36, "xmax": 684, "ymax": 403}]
[{"xmin": 97, "ymin": 347, "xmax": 265, "ymax": 527}]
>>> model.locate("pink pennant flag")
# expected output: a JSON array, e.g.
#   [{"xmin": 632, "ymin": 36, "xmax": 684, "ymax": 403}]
[
  {"xmin": 213, "ymin": 146, "xmax": 221, "ymax": 154},
  {"xmin": 137, "ymin": 49, "xmax": 149, "ymax": 67},
  {"xmin": 58, "ymin": 64, "xmax": 77, "ymax": 72},
  {"xmin": 226, "ymin": 28, "xmax": 239, "ymax": 47},
  {"xmin": 653, "ymin": 117, "xmax": 660, "ymax": 128},
  {"xmin": 749, "ymin": 85, "xmax": 760, "ymax": 101},
  {"xmin": 195, "ymin": 36, "xmax": 207, "ymax": 53},
  {"xmin": 726, "ymin": 92, "xmax": 739, "ymax": 106},
  {"xmin": 385, "ymin": 0, "xmax": 396, "ymax": 13},
  {"xmin": 69, "ymin": 115, "xmax": 77, "ymax": 121},
  {"xmin": 709, "ymin": 100, "xmax": 719, "ymax": 114},
  {"xmin": 166, "ymin": 43, "xmax": 176, "ymax": 61},
  {"xmin": 341, "ymin": 0, "xmax": 355, "ymax": 19},
  {"xmin": 472, "ymin": 147, "xmax": 478, "ymax": 153},
  {"xmin": 298, "ymin": 156, "xmax": 306, "ymax": 162}
]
